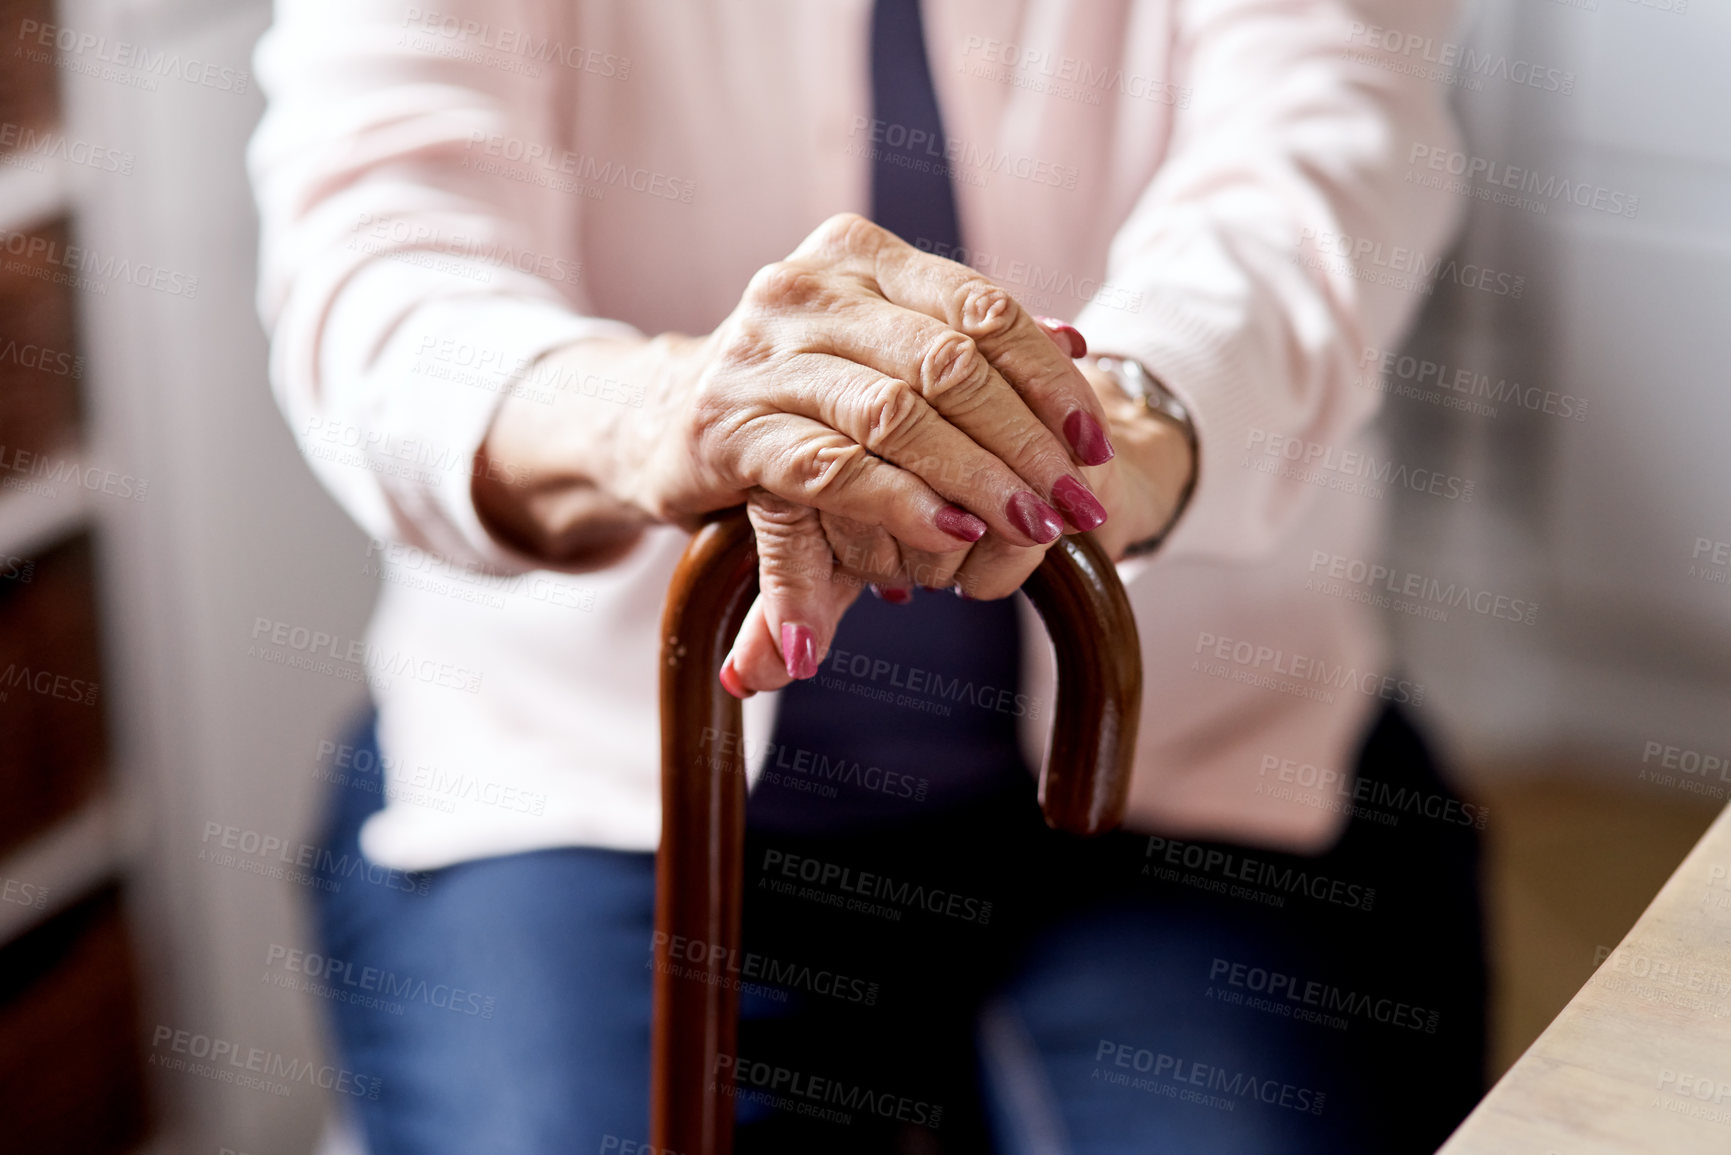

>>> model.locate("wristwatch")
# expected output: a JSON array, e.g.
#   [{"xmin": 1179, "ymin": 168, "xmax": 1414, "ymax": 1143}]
[{"xmin": 1088, "ymin": 355, "xmax": 1199, "ymax": 559}]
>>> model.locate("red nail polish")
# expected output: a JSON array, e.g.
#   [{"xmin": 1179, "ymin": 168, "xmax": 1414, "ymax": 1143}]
[
  {"xmin": 780, "ymin": 623, "xmax": 819, "ymax": 680},
  {"xmin": 1036, "ymin": 316, "xmax": 1088, "ymax": 359},
  {"xmin": 719, "ymin": 659, "xmax": 754, "ymax": 700},
  {"xmin": 935, "ymin": 504, "xmax": 988, "ymax": 543},
  {"xmin": 871, "ymin": 584, "xmax": 915, "ymax": 605},
  {"xmin": 1064, "ymin": 409, "xmax": 1115, "ymax": 466},
  {"xmin": 1051, "ymin": 476, "xmax": 1108, "ymax": 532},
  {"xmin": 1006, "ymin": 492, "xmax": 1064, "ymax": 544}
]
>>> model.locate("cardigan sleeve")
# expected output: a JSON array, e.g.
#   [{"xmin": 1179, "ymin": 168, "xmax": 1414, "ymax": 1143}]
[
  {"xmin": 1075, "ymin": 0, "xmax": 1465, "ymax": 564},
  {"xmin": 248, "ymin": 0, "xmax": 640, "ymax": 573}
]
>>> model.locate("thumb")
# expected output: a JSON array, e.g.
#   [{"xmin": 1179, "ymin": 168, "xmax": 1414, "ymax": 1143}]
[{"xmin": 721, "ymin": 491, "xmax": 861, "ymax": 697}]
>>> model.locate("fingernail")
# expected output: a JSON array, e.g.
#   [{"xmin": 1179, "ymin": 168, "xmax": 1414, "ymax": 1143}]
[
  {"xmin": 935, "ymin": 504, "xmax": 988, "ymax": 543},
  {"xmin": 1064, "ymin": 409, "xmax": 1115, "ymax": 466},
  {"xmin": 1037, "ymin": 316, "xmax": 1087, "ymax": 359},
  {"xmin": 780, "ymin": 623, "xmax": 820, "ymax": 680},
  {"xmin": 871, "ymin": 584, "xmax": 914, "ymax": 605},
  {"xmin": 719, "ymin": 658, "xmax": 754, "ymax": 700},
  {"xmin": 1006, "ymin": 492, "xmax": 1064, "ymax": 544},
  {"xmin": 1051, "ymin": 476, "xmax": 1108, "ymax": 532}
]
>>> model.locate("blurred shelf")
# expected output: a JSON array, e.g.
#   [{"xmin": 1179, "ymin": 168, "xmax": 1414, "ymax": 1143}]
[
  {"xmin": 0, "ymin": 794, "xmax": 125, "ymax": 949},
  {"xmin": 0, "ymin": 154, "xmax": 72, "ymax": 233},
  {"xmin": 0, "ymin": 451, "xmax": 90, "ymax": 557}
]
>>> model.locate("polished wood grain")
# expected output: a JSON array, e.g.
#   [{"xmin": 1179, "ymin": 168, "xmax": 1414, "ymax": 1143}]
[
  {"xmin": 652, "ymin": 509, "xmax": 1142, "ymax": 1155},
  {"xmin": 1440, "ymin": 800, "xmax": 1731, "ymax": 1154}
]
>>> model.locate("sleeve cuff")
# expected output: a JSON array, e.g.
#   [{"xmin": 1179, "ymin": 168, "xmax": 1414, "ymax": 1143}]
[{"xmin": 326, "ymin": 257, "xmax": 643, "ymax": 574}]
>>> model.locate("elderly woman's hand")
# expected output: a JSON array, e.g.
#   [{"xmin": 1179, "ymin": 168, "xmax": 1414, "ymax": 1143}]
[{"xmin": 477, "ymin": 213, "xmax": 1118, "ymax": 695}]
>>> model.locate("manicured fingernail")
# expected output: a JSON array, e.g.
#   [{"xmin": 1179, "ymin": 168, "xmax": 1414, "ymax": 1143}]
[
  {"xmin": 935, "ymin": 504, "xmax": 988, "ymax": 543},
  {"xmin": 719, "ymin": 658, "xmax": 754, "ymax": 700},
  {"xmin": 1064, "ymin": 409, "xmax": 1115, "ymax": 466},
  {"xmin": 1037, "ymin": 317, "xmax": 1087, "ymax": 359},
  {"xmin": 1006, "ymin": 492, "xmax": 1064, "ymax": 544},
  {"xmin": 780, "ymin": 623, "xmax": 819, "ymax": 680},
  {"xmin": 871, "ymin": 584, "xmax": 914, "ymax": 605},
  {"xmin": 1051, "ymin": 476, "xmax": 1108, "ymax": 532}
]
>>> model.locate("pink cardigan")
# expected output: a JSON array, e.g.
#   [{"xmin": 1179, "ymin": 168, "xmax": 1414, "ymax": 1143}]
[{"xmin": 249, "ymin": 0, "xmax": 1461, "ymax": 871}]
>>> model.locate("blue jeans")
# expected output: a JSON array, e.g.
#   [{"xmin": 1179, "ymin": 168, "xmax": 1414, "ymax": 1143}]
[{"xmin": 312, "ymin": 707, "xmax": 1484, "ymax": 1154}]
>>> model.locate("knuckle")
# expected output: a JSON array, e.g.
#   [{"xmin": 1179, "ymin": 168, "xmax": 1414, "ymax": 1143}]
[
  {"xmin": 712, "ymin": 312, "xmax": 780, "ymax": 376},
  {"xmin": 955, "ymin": 278, "xmax": 1017, "ymax": 338},
  {"xmin": 828, "ymin": 532, "xmax": 898, "ymax": 584},
  {"xmin": 749, "ymin": 498, "xmax": 828, "ymax": 586},
  {"xmin": 960, "ymin": 553, "xmax": 1043, "ymax": 601},
  {"xmin": 746, "ymin": 260, "xmax": 826, "ymax": 312},
  {"xmin": 806, "ymin": 211, "xmax": 880, "ymax": 256},
  {"xmin": 905, "ymin": 555, "xmax": 960, "ymax": 590},
  {"xmin": 787, "ymin": 438, "xmax": 872, "ymax": 501},
  {"xmin": 748, "ymin": 491, "xmax": 812, "ymax": 532},
  {"xmin": 855, "ymin": 376, "xmax": 924, "ymax": 450},
  {"xmin": 921, "ymin": 332, "xmax": 989, "ymax": 404}
]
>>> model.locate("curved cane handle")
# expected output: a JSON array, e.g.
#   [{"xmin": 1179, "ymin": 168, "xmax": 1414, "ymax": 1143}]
[{"xmin": 652, "ymin": 508, "xmax": 1141, "ymax": 1155}]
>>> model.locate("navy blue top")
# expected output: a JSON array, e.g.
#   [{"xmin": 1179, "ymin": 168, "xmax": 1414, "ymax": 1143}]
[{"xmin": 747, "ymin": 0, "xmax": 1029, "ymax": 833}]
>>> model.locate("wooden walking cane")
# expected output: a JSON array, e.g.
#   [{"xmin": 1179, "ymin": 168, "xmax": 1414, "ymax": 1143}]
[{"xmin": 653, "ymin": 508, "xmax": 1142, "ymax": 1155}]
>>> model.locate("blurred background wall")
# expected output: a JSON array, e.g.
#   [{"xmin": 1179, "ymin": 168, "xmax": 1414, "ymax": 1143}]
[{"xmin": 0, "ymin": 0, "xmax": 1724, "ymax": 1151}]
